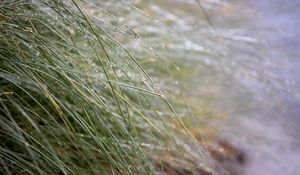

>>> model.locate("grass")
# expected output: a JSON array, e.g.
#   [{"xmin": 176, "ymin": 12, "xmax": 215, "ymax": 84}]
[{"xmin": 0, "ymin": 0, "xmax": 214, "ymax": 174}]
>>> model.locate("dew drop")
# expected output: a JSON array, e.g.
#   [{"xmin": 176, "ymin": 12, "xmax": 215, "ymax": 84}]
[
  {"xmin": 69, "ymin": 27, "xmax": 75, "ymax": 35},
  {"xmin": 28, "ymin": 28, "xmax": 33, "ymax": 33},
  {"xmin": 89, "ymin": 10, "xmax": 95, "ymax": 15}
]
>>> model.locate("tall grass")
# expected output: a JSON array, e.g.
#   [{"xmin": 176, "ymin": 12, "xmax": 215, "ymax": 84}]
[{"xmin": 0, "ymin": 0, "xmax": 213, "ymax": 174}]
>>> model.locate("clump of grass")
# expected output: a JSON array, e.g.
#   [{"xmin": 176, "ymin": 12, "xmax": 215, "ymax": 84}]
[{"xmin": 0, "ymin": 0, "xmax": 213, "ymax": 174}]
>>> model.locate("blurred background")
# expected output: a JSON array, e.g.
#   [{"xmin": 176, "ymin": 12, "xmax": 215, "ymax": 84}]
[{"xmin": 125, "ymin": 0, "xmax": 300, "ymax": 174}]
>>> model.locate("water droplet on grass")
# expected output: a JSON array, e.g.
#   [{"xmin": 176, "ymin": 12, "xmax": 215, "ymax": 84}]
[{"xmin": 68, "ymin": 27, "xmax": 75, "ymax": 35}]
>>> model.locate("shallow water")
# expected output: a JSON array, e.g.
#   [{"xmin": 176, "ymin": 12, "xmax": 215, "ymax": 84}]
[
  {"xmin": 219, "ymin": 1, "xmax": 300, "ymax": 174},
  {"xmin": 137, "ymin": 0, "xmax": 300, "ymax": 174}
]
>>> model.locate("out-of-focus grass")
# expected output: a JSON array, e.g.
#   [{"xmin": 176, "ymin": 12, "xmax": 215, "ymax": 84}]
[{"xmin": 0, "ymin": 0, "xmax": 216, "ymax": 174}]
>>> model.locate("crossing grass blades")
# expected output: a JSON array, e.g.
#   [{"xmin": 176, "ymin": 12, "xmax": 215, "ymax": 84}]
[{"xmin": 0, "ymin": 0, "xmax": 215, "ymax": 174}]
